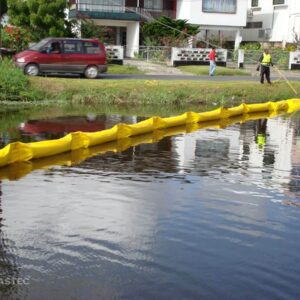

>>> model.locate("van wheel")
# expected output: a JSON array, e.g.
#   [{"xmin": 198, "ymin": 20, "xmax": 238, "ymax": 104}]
[
  {"xmin": 85, "ymin": 66, "xmax": 98, "ymax": 79},
  {"xmin": 24, "ymin": 64, "xmax": 39, "ymax": 76}
]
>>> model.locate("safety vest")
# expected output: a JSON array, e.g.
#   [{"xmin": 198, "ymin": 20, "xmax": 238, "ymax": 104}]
[
  {"xmin": 257, "ymin": 134, "xmax": 266, "ymax": 148},
  {"xmin": 261, "ymin": 53, "xmax": 271, "ymax": 66}
]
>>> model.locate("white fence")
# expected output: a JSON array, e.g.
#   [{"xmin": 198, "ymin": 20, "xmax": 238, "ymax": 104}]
[
  {"xmin": 105, "ymin": 45, "xmax": 124, "ymax": 65},
  {"xmin": 104, "ymin": 45, "xmax": 299, "ymax": 70},
  {"xmin": 171, "ymin": 48, "xmax": 228, "ymax": 67},
  {"xmin": 289, "ymin": 51, "xmax": 300, "ymax": 70}
]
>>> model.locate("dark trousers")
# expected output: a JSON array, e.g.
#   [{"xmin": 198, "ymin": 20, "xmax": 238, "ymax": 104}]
[{"xmin": 260, "ymin": 65, "xmax": 271, "ymax": 84}]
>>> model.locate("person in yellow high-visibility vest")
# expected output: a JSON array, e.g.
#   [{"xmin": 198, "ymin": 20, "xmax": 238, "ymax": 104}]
[{"xmin": 257, "ymin": 48, "xmax": 273, "ymax": 84}]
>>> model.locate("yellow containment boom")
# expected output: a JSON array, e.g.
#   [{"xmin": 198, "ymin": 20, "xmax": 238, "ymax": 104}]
[{"xmin": 0, "ymin": 99, "xmax": 300, "ymax": 174}]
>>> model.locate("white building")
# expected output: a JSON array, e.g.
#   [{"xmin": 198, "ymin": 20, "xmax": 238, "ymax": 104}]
[
  {"xmin": 242, "ymin": 0, "xmax": 300, "ymax": 46},
  {"xmin": 69, "ymin": 0, "xmax": 248, "ymax": 57},
  {"xmin": 69, "ymin": 1, "xmax": 300, "ymax": 54},
  {"xmin": 177, "ymin": 0, "xmax": 248, "ymax": 49}
]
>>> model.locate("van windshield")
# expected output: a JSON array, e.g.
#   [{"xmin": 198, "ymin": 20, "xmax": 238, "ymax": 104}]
[{"xmin": 29, "ymin": 39, "xmax": 50, "ymax": 51}]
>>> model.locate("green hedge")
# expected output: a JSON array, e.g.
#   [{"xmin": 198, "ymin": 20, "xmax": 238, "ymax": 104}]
[{"xmin": 0, "ymin": 59, "xmax": 42, "ymax": 101}]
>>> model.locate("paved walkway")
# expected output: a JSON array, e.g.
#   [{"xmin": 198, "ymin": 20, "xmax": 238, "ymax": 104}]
[
  {"xmin": 124, "ymin": 59, "xmax": 300, "ymax": 79},
  {"xmin": 124, "ymin": 59, "xmax": 192, "ymax": 76}
]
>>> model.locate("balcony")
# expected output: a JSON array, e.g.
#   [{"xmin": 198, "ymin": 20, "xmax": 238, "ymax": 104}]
[{"xmin": 69, "ymin": 2, "xmax": 174, "ymax": 21}]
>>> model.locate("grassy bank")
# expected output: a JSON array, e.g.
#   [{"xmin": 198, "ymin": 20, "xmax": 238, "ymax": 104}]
[
  {"xmin": 0, "ymin": 59, "xmax": 43, "ymax": 101},
  {"xmin": 1, "ymin": 59, "xmax": 300, "ymax": 107},
  {"xmin": 29, "ymin": 77, "xmax": 300, "ymax": 107}
]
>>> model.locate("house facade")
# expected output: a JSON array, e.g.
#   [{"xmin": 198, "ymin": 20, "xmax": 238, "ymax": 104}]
[
  {"xmin": 69, "ymin": 0, "xmax": 249, "ymax": 56},
  {"xmin": 242, "ymin": 0, "xmax": 300, "ymax": 46},
  {"xmin": 177, "ymin": 0, "xmax": 248, "ymax": 49},
  {"xmin": 69, "ymin": 1, "xmax": 300, "ymax": 56},
  {"xmin": 68, "ymin": 0, "xmax": 176, "ymax": 57}
]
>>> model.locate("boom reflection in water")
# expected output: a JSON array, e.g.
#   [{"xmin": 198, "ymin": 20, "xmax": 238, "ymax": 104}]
[{"xmin": 0, "ymin": 110, "xmax": 288, "ymax": 181}]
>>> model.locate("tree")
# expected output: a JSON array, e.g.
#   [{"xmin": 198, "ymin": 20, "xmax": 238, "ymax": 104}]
[
  {"xmin": 7, "ymin": 0, "xmax": 75, "ymax": 41},
  {"xmin": 81, "ymin": 19, "xmax": 105, "ymax": 40},
  {"xmin": 142, "ymin": 16, "xmax": 200, "ymax": 47}
]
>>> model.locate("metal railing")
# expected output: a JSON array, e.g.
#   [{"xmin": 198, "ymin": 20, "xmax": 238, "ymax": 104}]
[
  {"xmin": 73, "ymin": 2, "xmax": 173, "ymax": 20},
  {"xmin": 131, "ymin": 46, "xmax": 172, "ymax": 62}
]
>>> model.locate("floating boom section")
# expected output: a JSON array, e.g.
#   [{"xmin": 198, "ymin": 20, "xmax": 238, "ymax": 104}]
[{"xmin": 0, "ymin": 99, "xmax": 300, "ymax": 171}]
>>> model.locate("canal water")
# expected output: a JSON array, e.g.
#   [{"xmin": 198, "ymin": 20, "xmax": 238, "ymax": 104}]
[{"xmin": 0, "ymin": 109, "xmax": 300, "ymax": 299}]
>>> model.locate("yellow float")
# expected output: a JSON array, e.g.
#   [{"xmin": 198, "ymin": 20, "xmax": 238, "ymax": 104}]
[{"xmin": 0, "ymin": 99, "xmax": 300, "ymax": 180}]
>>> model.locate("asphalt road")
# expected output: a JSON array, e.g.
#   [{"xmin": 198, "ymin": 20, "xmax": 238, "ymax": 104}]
[
  {"xmin": 100, "ymin": 73, "xmax": 300, "ymax": 81},
  {"xmin": 42, "ymin": 73, "xmax": 300, "ymax": 81}
]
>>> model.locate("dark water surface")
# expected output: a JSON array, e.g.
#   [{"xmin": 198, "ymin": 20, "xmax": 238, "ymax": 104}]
[{"xmin": 0, "ymin": 113, "xmax": 300, "ymax": 299}]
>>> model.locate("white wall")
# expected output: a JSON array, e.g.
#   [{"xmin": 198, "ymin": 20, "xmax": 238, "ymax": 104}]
[
  {"xmin": 243, "ymin": 0, "xmax": 300, "ymax": 43},
  {"xmin": 176, "ymin": 0, "xmax": 248, "ymax": 28},
  {"xmin": 93, "ymin": 19, "xmax": 139, "ymax": 58},
  {"xmin": 126, "ymin": 21, "xmax": 140, "ymax": 58}
]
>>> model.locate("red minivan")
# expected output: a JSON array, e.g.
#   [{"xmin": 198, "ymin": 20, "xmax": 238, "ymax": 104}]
[{"xmin": 14, "ymin": 38, "xmax": 107, "ymax": 79}]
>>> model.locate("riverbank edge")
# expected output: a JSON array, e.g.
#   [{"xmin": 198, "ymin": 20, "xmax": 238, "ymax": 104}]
[{"xmin": 27, "ymin": 77, "xmax": 300, "ymax": 107}]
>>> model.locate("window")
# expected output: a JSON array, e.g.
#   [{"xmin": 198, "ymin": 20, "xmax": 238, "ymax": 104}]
[
  {"xmin": 83, "ymin": 42, "xmax": 100, "ymax": 54},
  {"xmin": 144, "ymin": 0, "xmax": 163, "ymax": 10},
  {"xmin": 29, "ymin": 39, "xmax": 50, "ymax": 51},
  {"xmin": 251, "ymin": 0, "xmax": 259, "ymax": 7},
  {"xmin": 202, "ymin": 0, "xmax": 237, "ymax": 13},
  {"xmin": 78, "ymin": 0, "xmax": 125, "ymax": 13},
  {"xmin": 245, "ymin": 21, "xmax": 263, "ymax": 29},
  {"xmin": 273, "ymin": 0, "xmax": 284, "ymax": 4},
  {"xmin": 63, "ymin": 41, "xmax": 82, "ymax": 54}
]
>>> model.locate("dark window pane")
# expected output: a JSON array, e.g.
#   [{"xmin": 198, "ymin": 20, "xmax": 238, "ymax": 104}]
[{"xmin": 245, "ymin": 22, "xmax": 263, "ymax": 29}]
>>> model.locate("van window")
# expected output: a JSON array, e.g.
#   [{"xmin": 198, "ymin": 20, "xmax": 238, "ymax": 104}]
[
  {"xmin": 63, "ymin": 41, "xmax": 82, "ymax": 54},
  {"xmin": 83, "ymin": 42, "xmax": 100, "ymax": 54},
  {"xmin": 29, "ymin": 39, "xmax": 50, "ymax": 51}
]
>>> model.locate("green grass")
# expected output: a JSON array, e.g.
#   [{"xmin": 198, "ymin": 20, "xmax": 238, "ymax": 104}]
[
  {"xmin": 1, "ymin": 59, "xmax": 300, "ymax": 109},
  {"xmin": 178, "ymin": 65, "xmax": 251, "ymax": 76},
  {"xmin": 108, "ymin": 64, "xmax": 145, "ymax": 75},
  {"xmin": 29, "ymin": 77, "xmax": 300, "ymax": 108},
  {"xmin": 0, "ymin": 59, "xmax": 44, "ymax": 101}
]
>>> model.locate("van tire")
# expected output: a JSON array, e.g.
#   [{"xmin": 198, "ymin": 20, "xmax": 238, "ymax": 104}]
[
  {"xmin": 84, "ymin": 65, "xmax": 98, "ymax": 79},
  {"xmin": 24, "ymin": 64, "xmax": 39, "ymax": 76}
]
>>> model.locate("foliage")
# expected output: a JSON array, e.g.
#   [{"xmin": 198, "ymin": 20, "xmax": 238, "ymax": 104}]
[
  {"xmin": 0, "ymin": 59, "xmax": 45, "ymax": 101},
  {"xmin": 80, "ymin": 19, "xmax": 115, "ymax": 44},
  {"xmin": 285, "ymin": 44, "xmax": 297, "ymax": 52},
  {"xmin": 1, "ymin": 25, "xmax": 33, "ymax": 51},
  {"xmin": 270, "ymin": 48, "xmax": 290, "ymax": 69},
  {"xmin": 7, "ymin": 0, "xmax": 75, "ymax": 41},
  {"xmin": 81, "ymin": 19, "xmax": 105, "ymax": 40},
  {"xmin": 240, "ymin": 42, "xmax": 261, "ymax": 50},
  {"xmin": 135, "ymin": 46, "xmax": 171, "ymax": 62},
  {"xmin": 142, "ymin": 16, "xmax": 200, "ymax": 47},
  {"xmin": 0, "ymin": 59, "xmax": 30, "ymax": 100},
  {"xmin": 29, "ymin": 76, "xmax": 300, "ymax": 107}
]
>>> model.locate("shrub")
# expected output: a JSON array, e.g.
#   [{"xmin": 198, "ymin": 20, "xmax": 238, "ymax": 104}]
[
  {"xmin": 1, "ymin": 25, "xmax": 33, "ymax": 52},
  {"xmin": 0, "ymin": 59, "xmax": 40, "ymax": 101}
]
